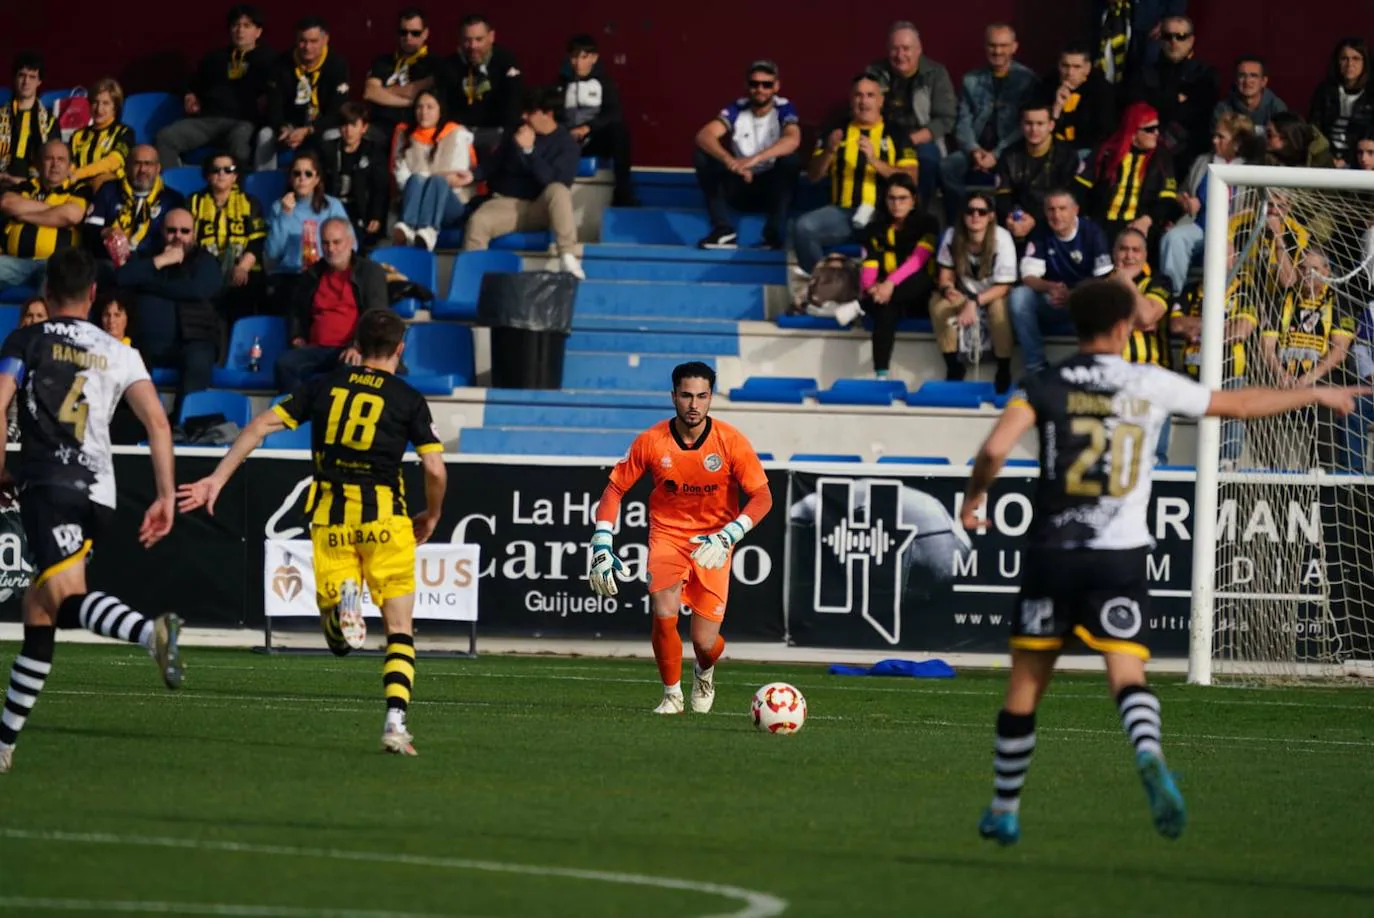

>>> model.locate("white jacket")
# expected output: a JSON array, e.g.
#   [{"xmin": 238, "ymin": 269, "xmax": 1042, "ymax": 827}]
[{"xmin": 391, "ymin": 123, "xmax": 477, "ymax": 203}]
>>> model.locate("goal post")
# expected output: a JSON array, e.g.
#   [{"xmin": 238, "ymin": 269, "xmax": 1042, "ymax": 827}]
[{"xmin": 1189, "ymin": 163, "xmax": 1374, "ymax": 685}]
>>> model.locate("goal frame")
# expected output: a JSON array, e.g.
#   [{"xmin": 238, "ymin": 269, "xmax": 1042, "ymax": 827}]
[{"xmin": 1188, "ymin": 163, "xmax": 1374, "ymax": 685}]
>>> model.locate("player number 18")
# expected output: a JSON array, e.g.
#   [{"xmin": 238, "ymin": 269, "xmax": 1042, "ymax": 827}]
[{"xmin": 324, "ymin": 387, "xmax": 383, "ymax": 451}]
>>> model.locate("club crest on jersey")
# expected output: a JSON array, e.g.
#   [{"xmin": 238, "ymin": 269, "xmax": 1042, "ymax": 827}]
[
  {"xmin": 1100, "ymin": 597, "xmax": 1142, "ymax": 639},
  {"xmin": 704, "ymin": 453, "xmax": 723, "ymax": 472},
  {"xmin": 659, "ymin": 455, "xmax": 673, "ymax": 468}
]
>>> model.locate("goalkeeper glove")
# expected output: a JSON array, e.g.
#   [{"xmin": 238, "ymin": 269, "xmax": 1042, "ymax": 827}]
[
  {"xmin": 588, "ymin": 527, "xmax": 626, "ymax": 597},
  {"xmin": 691, "ymin": 518, "xmax": 750, "ymax": 570}
]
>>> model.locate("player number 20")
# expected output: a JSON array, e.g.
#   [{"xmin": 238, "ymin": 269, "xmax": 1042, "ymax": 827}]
[
  {"xmin": 324, "ymin": 388, "xmax": 383, "ymax": 450},
  {"xmin": 1065, "ymin": 417, "xmax": 1144, "ymax": 497}
]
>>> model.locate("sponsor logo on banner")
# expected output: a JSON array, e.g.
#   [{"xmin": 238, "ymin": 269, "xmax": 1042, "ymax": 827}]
[{"xmin": 263, "ymin": 540, "xmax": 480, "ymax": 622}]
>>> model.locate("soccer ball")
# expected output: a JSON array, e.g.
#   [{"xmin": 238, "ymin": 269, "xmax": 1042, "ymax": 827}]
[{"xmin": 751, "ymin": 682, "xmax": 807, "ymax": 734}]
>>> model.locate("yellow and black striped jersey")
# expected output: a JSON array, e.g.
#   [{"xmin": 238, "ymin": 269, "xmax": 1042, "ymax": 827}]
[
  {"xmin": 69, "ymin": 121, "xmax": 134, "ymax": 186},
  {"xmin": 188, "ymin": 188, "xmax": 267, "ymax": 264},
  {"xmin": 1171, "ymin": 278, "xmax": 1258, "ymax": 379},
  {"xmin": 1122, "ymin": 267, "xmax": 1172, "ymax": 367},
  {"xmin": 815, "ymin": 120, "xmax": 917, "ymax": 210},
  {"xmin": 2, "ymin": 180, "xmax": 90, "ymax": 259},
  {"xmin": 273, "ymin": 365, "xmax": 443, "ymax": 527},
  {"xmin": 1262, "ymin": 285, "xmax": 1355, "ymax": 377}
]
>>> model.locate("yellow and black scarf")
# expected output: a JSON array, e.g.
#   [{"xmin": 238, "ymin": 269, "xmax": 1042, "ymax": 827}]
[
  {"xmin": 112, "ymin": 175, "xmax": 168, "ymax": 249},
  {"xmin": 189, "ymin": 187, "xmax": 264, "ymax": 261},
  {"xmin": 0, "ymin": 100, "xmax": 56, "ymax": 173},
  {"xmin": 391, "ymin": 45, "xmax": 428, "ymax": 86},
  {"xmin": 228, "ymin": 47, "xmax": 249, "ymax": 80},
  {"xmin": 295, "ymin": 46, "xmax": 329, "ymax": 121},
  {"xmin": 1097, "ymin": 0, "xmax": 1132, "ymax": 85}
]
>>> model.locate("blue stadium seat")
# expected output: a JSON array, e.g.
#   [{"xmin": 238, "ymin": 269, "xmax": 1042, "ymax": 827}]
[
  {"xmin": 263, "ymin": 423, "xmax": 312, "ymax": 449},
  {"xmin": 775, "ymin": 314, "xmax": 851, "ymax": 331},
  {"xmin": 1004, "ymin": 458, "xmax": 1039, "ymax": 468},
  {"xmin": 0, "ymin": 306, "xmax": 19, "ymax": 340},
  {"xmin": 369, "ymin": 246, "xmax": 436, "ymax": 319},
  {"xmin": 242, "ymin": 170, "xmax": 287, "ymax": 205},
  {"xmin": 433, "ymin": 249, "xmax": 521, "ymax": 320},
  {"xmin": 161, "ymin": 165, "xmax": 204, "ymax": 198},
  {"xmin": 212, "ymin": 315, "xmax": 289, "ymax": 389},
  {"xmin": 815, "ymin": 378, "xmax": 908, "ymax": 405},
  {"xmin": 122, "ymin": 92, "xmax": 181, "ymax": 145},
  {"xmin": 0, "ymin": 286, "xmax": 37, "ymax": 305},
  {"xmin": 790, "ymin": 453, "xmax": 865, "ymax": 463},
  {"xmin": 906, "ymin": 380, "xmax": 995, "ymax": 409},
  {"xmin": 727, "ymin": 376, "xmax": 817, "ymax": 404},
  {"xmin": 178, "ymin": 389, "xmax": 253, "ymax": 426},
  {"xmin": 403, "ymin": 322, "xmax": 473, "ymax": 393},
  {"xmin": 577, "ymin": 156, "xmax": 599, "ymax": 177},
  {"xmin": 0, "ymin": 89, "xmax": 11, "ymax": 106},
  {"xmin": 150, "ymin": 367, "xmax": 180, "ymax": 387},
  {"xmin": 756, "ymin": 452, "xmax": 775, "ymax": 461},
  {"xmin": 877, "ymin": 456, "xmax": 952, "ymax": 465}
]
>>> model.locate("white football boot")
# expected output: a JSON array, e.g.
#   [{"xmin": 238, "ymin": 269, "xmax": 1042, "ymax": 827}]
[
  {"xmin": 0, "ymin": 742, "xmax": 12, "ymax": 774},
  {"xmin": 338, "ymin": 580, "xmax": 367, "ymax": 651},
  {"xmin": 653, "ymin": 688, "xmax": 685, "ymax": 715},
  {"xmin": 691, "ymin": 664, "xmax": 716, "ymax": 713},
  {"xmin": 381, "ymin": 723, "xmax": 418, "ymax": 756}
]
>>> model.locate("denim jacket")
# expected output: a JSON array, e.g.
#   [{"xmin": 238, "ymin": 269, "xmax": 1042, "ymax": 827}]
[{"xmin": 954, "ymin": 61, "xmax": 1040, "ymax": 156}]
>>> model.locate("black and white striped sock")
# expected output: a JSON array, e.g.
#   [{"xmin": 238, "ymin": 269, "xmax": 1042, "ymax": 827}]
[
  {"xmin": 0, "ymin": 625, "xmax": 55, "ymax": 747},
  {"xmin": 69, "ymin": 591, "xmax": 155, "ymax": 650},
  {"xmin": 1117, "ymin": 684, "xmax": 1164, "ymax": 759},
  {"xmin": 992, "ymin": 709, "xmax": 1036, "ymax": 814}
]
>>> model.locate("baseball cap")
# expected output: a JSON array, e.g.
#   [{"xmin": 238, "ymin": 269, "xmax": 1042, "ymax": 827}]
[{"xmin": 747, "ymin": 59, "xmax": 779, "ymax": 77}]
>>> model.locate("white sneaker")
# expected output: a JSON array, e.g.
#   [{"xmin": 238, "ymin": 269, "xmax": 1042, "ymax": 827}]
[
  {"xmin": 691, "ymin": 664, "xmax": 716, "ymax": 713},
  {"xmin": 391, "ymin": 222, "xmax": 415, "ymax": 245},
  {"xmin": 833, "ymin": 300, "xmax": 864, "ymax": 328},
  {"xmin": 0, "ymin": 742, "xmax": 12, "ymax": 774},
  {"xmin": 381, "ymin": 724, "xmax": 417, "ymax": 756},
  {"xmin": 560, "ymin": 252, "xmax": 586, "ymax": 280},
  {"xmin": 415, "ymin": 226, "xmax": 438, "ymax": 252},
  {"xmin": 338, "ymin": 580, "xmax": 367, "ymax": 651},
  {"xmin": 653, "ymin": 689, "xmax": 685, "ymax": 715}
]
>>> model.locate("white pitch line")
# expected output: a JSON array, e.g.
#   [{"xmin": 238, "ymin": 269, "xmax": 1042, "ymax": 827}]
[
  {"xmin": 0, "ymin": 830, "xmax": 787, "ymax": 918},
  {"xmin": 0, "ymin": 896, "xmax": 455, "ymax": 917}
]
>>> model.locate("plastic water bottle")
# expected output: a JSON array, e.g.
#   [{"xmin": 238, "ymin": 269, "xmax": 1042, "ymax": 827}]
[{"xmin": 248, "ymin": 336, "xmax": 262, "ymax": 373}]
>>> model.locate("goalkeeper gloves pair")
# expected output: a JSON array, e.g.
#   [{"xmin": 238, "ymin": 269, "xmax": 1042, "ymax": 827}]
[{"xmin": 587, "ymin": 518, "xmax": 752, "ymax": 597}]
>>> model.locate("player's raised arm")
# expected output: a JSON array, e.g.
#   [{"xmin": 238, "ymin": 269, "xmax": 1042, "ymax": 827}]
[
  {"xmin": 1204, "ymin": 384, "xmax": 1369, "ymax": 419},
  {"xmin": 692, "ymin": 435, "xmax": 772, "ymax": 570},
  {"xmin": 176, "ymin": 400, "xmax": 292, "ymax": 516},
  {"xmin": 124, "ymin": 378, "xmax": 177, "ymax": 546},
  {"xmin": 587, "ymin": 435, "xmax": 649, "ymax": 597},
  {"xmin": 962, "ymin": 397, "xmax": 1037, "ymax": 530}
]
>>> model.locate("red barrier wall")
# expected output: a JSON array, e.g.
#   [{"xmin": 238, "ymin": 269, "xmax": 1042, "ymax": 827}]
[{"xmin": 6, "ymin": 2, "xmax": 1374, "ymax": 165}]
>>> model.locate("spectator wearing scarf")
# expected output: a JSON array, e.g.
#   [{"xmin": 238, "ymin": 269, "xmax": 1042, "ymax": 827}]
[
  {"xmin": 261, "ymin": 16, "xmax": 350, "ymax": 169},
  {"xmin": 85, "ymin": 145, "xmax": 185, "ymax": 276}
]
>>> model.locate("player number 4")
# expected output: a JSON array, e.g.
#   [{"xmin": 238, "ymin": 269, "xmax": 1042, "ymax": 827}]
[
  {"xmin": 57, "ymin": 376, "xmax": 89, "ymax": 443},
  {"xmin": 324, "ymin": 387, "xmax": 383, "ymax": 451}
]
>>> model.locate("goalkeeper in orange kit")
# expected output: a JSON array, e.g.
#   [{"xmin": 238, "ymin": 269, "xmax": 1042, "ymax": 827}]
[{"xmin": 588, "ymin": 362, "xmax": 773, "ymax": 714}]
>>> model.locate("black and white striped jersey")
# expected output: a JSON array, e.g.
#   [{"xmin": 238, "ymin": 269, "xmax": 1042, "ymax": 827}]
[
  {"xmin": 1017, "ymin": 353, "xmax": 1211, "ymax": 551},
  {"xmin": 0, "ymin": 317, "xmax": 150, "ymax": 509}
]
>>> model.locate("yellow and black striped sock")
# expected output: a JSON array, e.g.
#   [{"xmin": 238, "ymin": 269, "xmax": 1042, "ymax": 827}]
[{"xmin": 383, "ymin": 633, "xmax": 416, "ymax": 728}]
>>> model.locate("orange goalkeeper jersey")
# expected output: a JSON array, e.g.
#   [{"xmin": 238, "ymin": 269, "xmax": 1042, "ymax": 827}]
[{"xmin": 597, "ymin": 417, "xmax": 771, "ymax": 539}]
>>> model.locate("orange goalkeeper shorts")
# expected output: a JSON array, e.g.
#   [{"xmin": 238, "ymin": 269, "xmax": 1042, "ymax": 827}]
[{"xmin": 647, "ymin": 535, "xmax": 730, "ymax": 622}]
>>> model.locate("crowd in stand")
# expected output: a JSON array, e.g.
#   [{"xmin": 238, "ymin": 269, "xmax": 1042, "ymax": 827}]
[{"xmin": 0, "ymin": 3, "xmax": 1372, "ymax": 465}]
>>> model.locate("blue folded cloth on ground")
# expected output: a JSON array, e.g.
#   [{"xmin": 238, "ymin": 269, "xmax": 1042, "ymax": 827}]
[{"xmin": 828, "ymin": 658, "xmax": 956, "ymax": 679}]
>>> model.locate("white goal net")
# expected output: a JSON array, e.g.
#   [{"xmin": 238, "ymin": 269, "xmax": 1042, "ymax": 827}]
[{"xmin": 1190, "ymin": 164, "xmax": 1374, "ymax": 684}]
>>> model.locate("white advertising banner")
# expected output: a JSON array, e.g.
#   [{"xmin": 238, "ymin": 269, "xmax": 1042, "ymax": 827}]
[{"xmin": 263, "ymin": 540, "xmax": 479, "ymax": 622}]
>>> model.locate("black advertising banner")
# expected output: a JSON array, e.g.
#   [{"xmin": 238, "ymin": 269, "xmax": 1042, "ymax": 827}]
[{"xmin": 7, "ymin": 454, "xmax": 789, "ymax": 638}]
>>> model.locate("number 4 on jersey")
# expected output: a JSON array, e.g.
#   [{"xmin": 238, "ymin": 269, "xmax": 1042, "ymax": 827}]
[{"xmin": 57, "ymin": 376, "xmax": 89, "ymax": 443}]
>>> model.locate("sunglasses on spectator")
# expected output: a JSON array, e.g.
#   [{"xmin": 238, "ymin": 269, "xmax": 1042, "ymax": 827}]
[
  {"xmin": 748, "ymin": 80, "xmax": 775, "ymax": 89},
  {"xmin": 211, "ymin": 165, "xmax": 238, "ymax": 175},
  {"xmin": 398, "ymin": 28, "xmax": 424, "ymax": 37},
  {"xmin": 1138, "ymin": 124, "xmax": 1161, "ymax": 133},
  {"xmin": 291, "ymin": 170, "xmax": 317, "ymax": 178},
  {"xmin": 1162, "ymin": 31, "xmax": 1192, "ymax": 41},
  {"xmin": 965, "ymin": 206, "xmax": 992, "ymax": 216}
]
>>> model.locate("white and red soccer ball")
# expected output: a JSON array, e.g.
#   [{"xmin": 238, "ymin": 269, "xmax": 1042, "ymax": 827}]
[{"xmin": 751, "ymin": 682, "xmax": 807, "ymax": 734}]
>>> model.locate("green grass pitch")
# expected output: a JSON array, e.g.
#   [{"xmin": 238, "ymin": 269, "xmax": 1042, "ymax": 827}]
[{"xmin": 1, "ymin": 644, "xmax": 1372, "ymax": 917}]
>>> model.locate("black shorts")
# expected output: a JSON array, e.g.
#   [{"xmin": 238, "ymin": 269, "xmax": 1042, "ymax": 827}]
[
  {"xmin": 18, "ymin": 486, "xmax": 110, "ymax": 586},
  {"xmin": 1011, "ymin": 546, "xmax": 1151, "ymax": 660}
]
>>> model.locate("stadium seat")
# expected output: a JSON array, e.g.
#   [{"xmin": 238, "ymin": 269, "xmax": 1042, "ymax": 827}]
[
  {"xmin": 161, "ymin": 165, "xmax": 204, "ymax": 198},
  {"xmin": 121, "ymin": 92, "xmax": 181, "ymax": 145},
  {"xmin": 242, "ymin": 169, "xmax": 287, "ymax": 204},
  {"xmin": 403, "ymin": 322, "xmax": 473, "ymax": 393},
  {"xmin": 178, "ymin": 389, "xmax": 252, "ymax": 427},
  {"xmin": 877, "ymin": 456, "xmax": 952, "ymax": 465},
  {"xmin": 433, "ymin": 249, "xmax": 521, "ymax": 320},
  {"xmin": 815, "ymin": 378, "xmax": 908, "ymax": 405},
  {"xmin": 369, "ymin": 246, "xmax": 436, "ymax": 319},
  {"xmin": 263, "ymin": 423, "xmax": 312, "ymax": 449},
  {"xmin": 756, "ymin": 452, "xmax": 775, "ymax": 461},
  {"xmin": 150, "ymin": 367, "xmax": 180, "ymax": 387},
  {"xmin": 212, "ymin": 315, "xmax": 289, "ymax": 388},
  {"xmin": 790, "ymin": 453, "xmax": 865, "ymax": 463},
  {"xmin": 0, "ymin": 89, "xmax": 10, "ymax": 106},
  {"xmin": 0, "ymin": 285, "xmax": 37, "ymax": 305},
  {"xmin": 577, "ymin": 156, "xmax": 599, "ymax": 177},
  {"xmin": 906, "ymin": 380, "xmax": 995, "ymax": 409},
  {"xmin": 0, "ymin": 305, "xmax": 19, "ymax": 340},
  {"xmin": 726, "ymin": 376, "xmax": 817, "ymax": 404},
  {"xmin": 964, "ymin": 456, "xmax": 1038, "ymax": 468}
]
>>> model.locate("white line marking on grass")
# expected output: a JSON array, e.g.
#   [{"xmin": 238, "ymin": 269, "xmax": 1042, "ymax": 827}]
[
  {"xmin": 0, "ymin": 896, "xmax": 454, "ymax": 917},
  {"xmin": 0, "ymin": 829, "xmax": 788, "ymax": 918}
]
